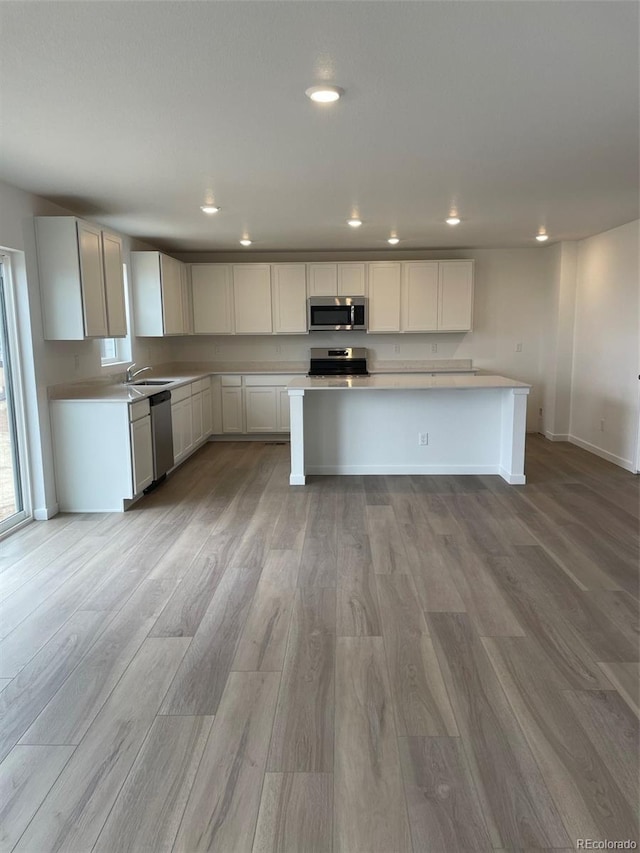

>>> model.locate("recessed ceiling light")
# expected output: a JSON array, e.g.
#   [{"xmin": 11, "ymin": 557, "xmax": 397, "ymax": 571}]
[
  {"xmin": 388, "ymin": 235, "xmax": 400, "ymax": 245},
  {"xmin": 347, "ymin": 218, "xmax": 362, "ymax": 228},
  {"xmin": 200, "ymin": 204, "xmax": 220, "ymax": 214},
  {"xmin": 446, "ymin": 215, "xmax": 461, "ymax": 226},
  {"xmin": 239, "ymin": 238, "xmax": 252, "ymax": 246},
  {"xmin": 536, "ymin": 229, "xmax": 549, "ymax": 242},
  {"xmin": 305, "ymin": 85, "xmax": 344, "ymax": 103}
]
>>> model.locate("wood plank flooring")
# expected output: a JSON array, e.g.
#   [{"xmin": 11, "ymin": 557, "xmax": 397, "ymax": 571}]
[{"xmin": 0, "ymin": 435, "xmax": 638, "ymax": 851}]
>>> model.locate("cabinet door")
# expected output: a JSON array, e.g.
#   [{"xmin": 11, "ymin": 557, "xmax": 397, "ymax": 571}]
[
  {"xmin": 202, "ymin": 387, "xmax": 213, "ymax": 437},
  {"xmin": 171, "ymin": 402, "xmax": 184, "ymax": 461},
  {"xmin": 277, "ymin": 387, "xmax": 290, "ymax": 432},
  {"xmin": 130, "ymin": 415, "xmax": 153, "ymax": 493},
  {"xmin": 160, "ymin": 255, "xmax": 185, "ymax": 334},
  {"xmin": 233, "ymin": 265, "xmax": 272, "ymax": 334},
  {"xmin": 210, "ymin": 376, "xmax": 222, "ymax": 434},
  {"xmin": 401, "ymin": 262, "xmax": 438, "ymax": 332},
  {"xmin": 181, "ymin": 263, "xmax": 193, "ymax": 334},
  {"xmin": 102, "ymin": 232, "xmax": 127, "ymax": 337},
  {"xmin": 438, "ymin": 261, "xmax": 474, "ymax": 331},
  {"xmin": 337, "ymin": 263, "xmax": 366, "ymax": 296},
  {"xmin": 77, "ymin": 221, "xmax": 108, "ymax": 337},
  {"xmin": 272, "ymin": 264, "xmax": 307, "ymax": 334},
  {"xmin": 182, "ymin": 397, "xmax": 194, "ymax": 454},
  {"xmin": 192, "ymin": 391, "xmax": 204, "ymax": 444},
  {"xmin": 245, "ymin": 387, "xmax": 277, "ymax": 433},
  {"xmin": 191, "ymin": 265, "xmax": 234, "ymax": 334},
  {"xmin": 308, "ymin": 263, "xmax": 337, "ymax": 296},
  {"xmin": 367, "ymin": 262, "xmax": 401, "ymax": 332},
  {"xmin": 222, "ymin": 387, "xmax": 244, "ymax": 433}
]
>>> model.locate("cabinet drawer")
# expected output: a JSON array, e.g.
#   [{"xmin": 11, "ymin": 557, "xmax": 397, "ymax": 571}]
[
  {"xmin": 129, "ymin": 400, "xmax": 150, "ymax": 422},
  {"xmin": 191, "ymin": 377, "xmax": 210, "ymax": 394},
  {"xmin": 221, "ymin": 375, "xmax": 242, "ymax": 387},
  {"xmin": 171, "ymin": 383, "xmax": 192, "ymax": 403},
  {"xmin": 244, "ymin": 374, "xmax": 296, "ymax": 387}
]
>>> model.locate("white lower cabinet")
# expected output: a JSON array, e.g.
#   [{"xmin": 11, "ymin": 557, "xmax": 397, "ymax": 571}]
[
  {"xmin": 130, "ymin": 413, "xmax": 154, "ymax": 495},
  {"xmin": 219, "ymin": 375, "xmax": 295, "ymax": 435},
  {"xmin": 192, "ymin": 391, "xmax": 204, "ymax": 444},
  {"xmin": 202, "ymin": 386, "xmax": 213, "ymax": 436},
  {"xmin": 170, "ymin": 380, "xmax": 212, "ymax": 464},
  {"xmin": 50, "ymin": 399, "xmax": 153, "ymax": 512}
]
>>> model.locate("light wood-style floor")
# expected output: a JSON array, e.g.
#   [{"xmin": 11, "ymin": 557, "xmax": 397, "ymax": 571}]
[{"xmin": 0, "ymin": 436, "xmax": 638, "ymax": 852}]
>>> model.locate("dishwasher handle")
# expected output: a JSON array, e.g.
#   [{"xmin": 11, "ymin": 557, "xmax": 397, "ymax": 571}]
[{"xmin": 149, "ymin": 390, "xmax": 172, "ymax": 406}]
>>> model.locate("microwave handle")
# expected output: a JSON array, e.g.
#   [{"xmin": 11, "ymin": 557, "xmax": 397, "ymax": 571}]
[{"xmin": 350, "ymin": 304, "xmax": 355, "ymax": 325}]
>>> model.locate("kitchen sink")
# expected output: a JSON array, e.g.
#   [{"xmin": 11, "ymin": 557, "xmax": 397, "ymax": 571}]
[{"xmin": 129, "ymin": 379, "xmax": 172, "ymax": 386}]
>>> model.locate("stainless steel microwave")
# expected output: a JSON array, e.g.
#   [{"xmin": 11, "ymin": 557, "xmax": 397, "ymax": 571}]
[{"xmin": 307, "ymin": 296, "xmax": 368, "ymax": 331}]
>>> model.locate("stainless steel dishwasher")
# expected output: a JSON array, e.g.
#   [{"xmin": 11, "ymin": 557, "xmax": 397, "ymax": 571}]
[{"xmin": 147, "ymin": 390, "xmax": 174, "ymax": 490}]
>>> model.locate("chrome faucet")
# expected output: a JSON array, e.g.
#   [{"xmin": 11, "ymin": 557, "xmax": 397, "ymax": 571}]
[{"xmin": 125, "ymin": 363, "xmax": 153, "ymax": 383}]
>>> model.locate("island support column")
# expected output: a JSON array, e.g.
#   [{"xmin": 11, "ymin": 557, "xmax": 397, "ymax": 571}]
[
  {"xmin": 288, "ymin": 388, "xmax": 306, "ymax": 485},
  {"xmin": 500, "ymin": 387, "xmax": 529, "ymax": 484}
]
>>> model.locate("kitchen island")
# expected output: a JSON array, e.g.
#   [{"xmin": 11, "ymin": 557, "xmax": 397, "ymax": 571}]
[{"xmin": 287, "ymin": 374, "xmax": 531, "ymax": 486}]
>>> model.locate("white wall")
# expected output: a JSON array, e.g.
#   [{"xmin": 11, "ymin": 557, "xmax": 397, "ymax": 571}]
[
  {"xmin": 172, "ymin": 248, "xmax": 553, "ymax": 431},
  {"xmin": 569, "ymin": 219, "xmax": 639, "ymax": 470}
]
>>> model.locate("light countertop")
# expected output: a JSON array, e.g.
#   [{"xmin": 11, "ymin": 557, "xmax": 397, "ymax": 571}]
[{"xmin": 288, "ymin": 374, "xmax": 531, "ymax": 391}]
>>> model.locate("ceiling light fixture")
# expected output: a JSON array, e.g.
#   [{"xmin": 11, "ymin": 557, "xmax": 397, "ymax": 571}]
[
  {"xmin": 446, "ymin": 215, "xmax": 461, "ymax": 226},
  {"xmin": 200, "ymin": 204, "xmax": 220, "ymax": 214},
  {"xmin": 536, "ymin": 229, "xmax": 549, "ymax": 242},
  {"xmin": 388, "ymin": 235, "xmax": 400, "ymax": 245},
  {"xmin": 348, "ymin": 218, "xmax": 362, "ymax": 228},
  {"xmin": 305, "ymin": 85, "xmax": 344, "ymax": 103},
  {"xmin": 239, "ymin": 238, "xmax": 252, "ymax": 246}
]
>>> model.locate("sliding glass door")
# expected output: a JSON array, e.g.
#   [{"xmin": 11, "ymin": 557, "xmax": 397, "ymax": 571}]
[{"xmin": 0, "ymin": 258, "xmax": 30, "ymax": 535}]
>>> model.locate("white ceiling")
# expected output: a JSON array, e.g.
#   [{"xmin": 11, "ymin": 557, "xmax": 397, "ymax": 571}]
[{"xmin": 1, "ymin": 1, "xmax": 638, "ymax": 253}]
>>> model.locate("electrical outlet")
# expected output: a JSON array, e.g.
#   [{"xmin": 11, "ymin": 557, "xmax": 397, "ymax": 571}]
[
  {"xmin": 516, "ymin": 342, "xmax": 522, "ymax": 352},
  {"xmin": 431, "ymin": 343, "xmax": 438, "ymax": 353},
  {"xmin": 275, "ymin": 344, "xmax": 282, "ymax": 354},
  {"xmin": 539, "ymin": 407, "xmax": 543, "ymax": 416},
  {"xmin": 214, "ymin": 345, "xmax": 221, "ymax": 354},
  {"xmin": 600, "ymin": 418, "xmax": 605, "ymax": 431},
  {"xmin": 394, "ymin": 344, "xmax": 400, "ymax": 354},
  {"xmin": 418, "ymin": 432, "xmax": 429, "ymax": 446}
]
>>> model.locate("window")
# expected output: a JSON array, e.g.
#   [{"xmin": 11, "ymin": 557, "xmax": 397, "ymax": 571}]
[
  {"xmin": 0, "ymin": 255, "xmax": 31, "ymax": 535},
  {"xmin": 100, "ymin": 262, "xmax": 132, "ymax": 367}
]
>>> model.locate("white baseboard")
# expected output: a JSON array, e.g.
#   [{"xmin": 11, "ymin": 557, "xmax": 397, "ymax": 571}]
[
  {"xmin": 33, "ymin": 503, "xmax": 59, "ymax": 520},
  {"xmin": 305, "ymin": 464, "xmax": 500, "ymax": 476},
  {"xmin": 499, "ymin": 467, "xmax": 526, "ymax": 485},
  {"xmin": 544, "ymin": 431, "xmax": 570, "ymax": 442},
  {"xmin": 568, "ymin": 435, "xmax": 635, "ymax": 472}
]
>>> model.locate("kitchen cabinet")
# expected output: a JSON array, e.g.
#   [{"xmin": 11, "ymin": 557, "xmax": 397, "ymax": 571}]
[
  {"xmin": 221, "ymin": 383, "xmax": 244, "ymax": 433},
  {"xmin": 367, "ymin": 262, "xmax": 402, "ymax": 332},
  {"xmin": 50, "ymin": 398, "xmax": 153, "ymax": 511},
  {"xmin": 36, "ymin": 216, "xmax": 113, "ymax": 340},
  {"xmin": 130, "ymin": 403, "xmax": 154, "ymax": 494},
  {"xmin": 181, "ymin": 263, "xmax": 193, "ymax": 334},
  {"xmin": 219, "ymin": 374, "xmax": 295, "ymax": 435},
  {"xmin": 308, "ymin": 263, "xmax": 366, "ymax": 296},
  {"xmin": 170, "ymin": 380, "xmax": 211, "ymax": 463},
  {"xmin": 210, "ymin": 376, "xmax": 222, "ymax": 434},
  {"xmin": 439, "ymin": 261, "xmax": 474, "ymax": 330},
  {"xmin": 190, "ymin": 264, "xmax": 234, "ymax": 334},
  {"xmin": 101, "ymin": 231, "xmax": 127, "ymax": 337},
  {"xmin": 202, "ymin": 384, "xmax": 213, "ymax": 436},
  {"xmin": 131, "ymin": 251, "xmax": 187, "ymax": 336},
  {"xmin": 192, "ymin": 391, "xmax": 204, "ymax": 445},
  {"xmin": 368, "ymin": 260, "xmax": 474, "ymax": 333},
  {"xmin": 401, "ymin": 261, "xmax": 438, "ymax": 332},
  {"xmin": 233, "ymin": 264, "xmax": 272, "ymax": 334},
  {"xmin": 271, "ymin": 264, "xmax": 307, "ymax": 333}
]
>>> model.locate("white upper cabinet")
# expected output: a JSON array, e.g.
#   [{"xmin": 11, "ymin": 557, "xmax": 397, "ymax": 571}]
[
  {"xmin": 307, "ymin": 263, "xmax": 337, "ymax": 296},
  {"xmin": 438, "ymin": 261, "xmax": 474, "ymax": 331},
  {"xmin": 308, "ymin": 262, "xmax": 366, "ymax": 296},
  {"xmin": 233, "ymin": 264, "xmax": 272, "ymax": 334},
  {"xmin": 101, "ymin": 231, "xmax": 127, "ymax": 337},
  {"xmin": 337, "ymin": 263, "xmax": 367, "ymax": 296},
  {"xmin": 272, "ymin": 263, "xmax": 307, "ymax": 334},
  {"xmin": 36, "ymin": 217, "xmax": 111, "ymax": 340},
  {"xmin": 191, "ymin": 264, "xmax": 234, "ymax": 334},
  {"xmin": 131, "ymin": 251, "xmax": 186, "ymax": 336},
  {"xmin": 401, "ymin": 261, "xmax": 438, "ymax": 332},
  {"xmin": 367, "ymin": 262, "xmax": 402, "ymax": 332}
]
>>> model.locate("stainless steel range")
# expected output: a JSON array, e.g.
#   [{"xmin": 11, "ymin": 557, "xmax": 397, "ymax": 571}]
[{"xmin": 308, "ymin": 347, "xmax": 369, "ymax": 377}]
